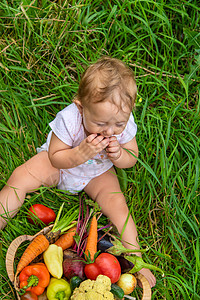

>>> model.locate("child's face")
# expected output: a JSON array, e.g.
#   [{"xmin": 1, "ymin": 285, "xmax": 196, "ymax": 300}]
[{"xmin": 79, "ymin": 100, "xmax": 131, "ymax": 137}]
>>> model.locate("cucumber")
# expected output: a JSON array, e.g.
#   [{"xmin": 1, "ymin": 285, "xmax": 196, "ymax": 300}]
[
  {"xmin": 111, "ymin": 283, "xmax": 124, "ymax": 299},
  {"xmin": 70, "ymin": 276, "xmax": 83, "ymax": 291}
]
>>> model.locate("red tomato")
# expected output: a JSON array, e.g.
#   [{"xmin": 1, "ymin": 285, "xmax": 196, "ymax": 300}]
[
  {"xmin": 27, "ymin": 204, "xmax": 56, "ymax": 225},
  {"xmin": 21, "ymin": 291, "xmax": 38, "ymax": 300},
  {"xmin": 84, "ymin": 253, "xmax": 121, "ymax": 283},
  {"xmin": 84, "ymin": 262, "xmax": 102, "ymax": 280}
]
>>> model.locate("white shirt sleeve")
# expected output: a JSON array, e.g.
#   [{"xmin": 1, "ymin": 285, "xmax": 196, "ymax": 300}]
[
  {"xmin": 117, "ymin": 113, "xmax": 137, "ymax": 144},
  {"xmin": 49, "ymin": 109, "xmax": 74, "ymax": 146}
]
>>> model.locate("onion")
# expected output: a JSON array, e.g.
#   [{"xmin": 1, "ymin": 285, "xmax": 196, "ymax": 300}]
[{"xmin": 117, "ymin": 273, "xmax": 137, "ymax": 295}]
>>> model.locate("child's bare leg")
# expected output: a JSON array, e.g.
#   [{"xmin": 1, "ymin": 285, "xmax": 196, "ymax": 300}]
[
  {"xmin": 84, "ymin": 167, "xmax": 156, "ymax": 287},
  {"xmin": 0, "ymin": 151, "xmax": 59, "ymax": 229}
]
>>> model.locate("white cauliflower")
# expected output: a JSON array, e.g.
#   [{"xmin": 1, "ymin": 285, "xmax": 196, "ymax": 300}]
[
  {"xmin": 96, "ymin": 274, "xmax": 112, "ymax": 290},
  {"xmin": 77, "ymin": 279, "xmax": 94, "ymax": 292},
  {"xmin": 71, "ymin": 275, "xmax": 114, "ymax": 300},
  {"xmin": 104, "ymin": 291, "xmax": 115, "ymax": 299},
  {"xmin": 93, "ymin": 282, "xmax": 108, "ymax": 295},
  {"xmin": 85, "ymin": 290, "xmax": 104, "ymax": 300},
  {"xmin": 71, "ymin": 291, "xmax": 86, "ymax": 300}
]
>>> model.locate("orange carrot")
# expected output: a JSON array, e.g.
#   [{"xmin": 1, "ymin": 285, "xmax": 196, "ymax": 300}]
[
  {"xmin": 85, "ymin": 215, "xmax": 98, "ymax": 261},
  {"xmin": 16, "ymin": 234, "xmax": 49, "ymax": 276},
  {"xmin": 54, "ymin": 226, "xmax": 77, "ymax": 250}
]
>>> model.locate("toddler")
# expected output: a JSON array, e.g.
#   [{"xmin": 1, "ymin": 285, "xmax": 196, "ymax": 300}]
[{"xmin": 0, "ymin": 57, "xmax": 156, "ymax": 287}]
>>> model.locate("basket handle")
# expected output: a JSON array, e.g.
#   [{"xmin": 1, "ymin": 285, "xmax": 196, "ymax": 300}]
[
  {"xmin": 6, "ymin": 225, "xmax": 53, "ymax": 283},
  {"xmin": 135, "ymin": 273, "xmax": 152, "ymax": 300},
  {"xmin": 6, "ymin": 234, "xmax": 34, "ymax": 283}
]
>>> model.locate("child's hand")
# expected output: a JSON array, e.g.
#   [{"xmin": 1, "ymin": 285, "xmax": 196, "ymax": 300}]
[
  {"xmin": 106, "ymin": 136, "xmax": 121, "ymax": 160},
  {"xmin": 78, "ymin": 134, "xmax": 110, "ymax": 161}
]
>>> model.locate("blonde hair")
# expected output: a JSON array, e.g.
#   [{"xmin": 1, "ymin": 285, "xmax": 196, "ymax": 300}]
[{"xmin": 76, "ymin": 56, "xmax": 137, "ymax": 111}]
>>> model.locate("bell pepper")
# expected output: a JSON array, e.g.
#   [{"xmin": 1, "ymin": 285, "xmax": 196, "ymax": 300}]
[
  {"xmin": 19, "ymin": 263, "xmax": 50, "ymax": 296},
  {"xmin": 47, "ymin": 278, "xmax": 71, "ymax": 300},
  {"xmin": 43, "ymin": 244, "xmax": 63, "ymax": 279}
]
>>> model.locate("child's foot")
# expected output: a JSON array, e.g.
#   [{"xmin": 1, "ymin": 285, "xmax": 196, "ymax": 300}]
[{"xmin": 138, "ymin": 268, "xmax": 156, "ymax": 288}]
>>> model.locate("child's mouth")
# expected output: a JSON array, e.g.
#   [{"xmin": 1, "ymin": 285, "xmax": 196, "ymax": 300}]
[{"xmin": 97, "ymin": 133, "xmax": 111, "ymax": 139}]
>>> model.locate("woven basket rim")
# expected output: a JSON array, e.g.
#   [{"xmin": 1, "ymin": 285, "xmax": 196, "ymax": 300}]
[{"xmin": 6, "ymin": 225, "xmax": 53, "ymax": 281}]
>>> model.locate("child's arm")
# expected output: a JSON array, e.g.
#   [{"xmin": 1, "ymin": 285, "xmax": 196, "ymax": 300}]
[
  {"xmin": 48, "ymin": 132, "xmax": 109, "ymax": 169},
  {"xmin": 106, "ymin": 136, "xmax": 138, "ymax": 168}
]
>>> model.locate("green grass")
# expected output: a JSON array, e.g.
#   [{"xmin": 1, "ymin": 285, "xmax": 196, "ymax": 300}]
[{"xmin": 0, "ymin": 0, "xmax": 199, "ymax": 299}]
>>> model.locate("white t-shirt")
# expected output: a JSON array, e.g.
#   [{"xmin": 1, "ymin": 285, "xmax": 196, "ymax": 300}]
[{"xmin": 38, "ymin": 103, "xmax": 137, "ymax": 192}]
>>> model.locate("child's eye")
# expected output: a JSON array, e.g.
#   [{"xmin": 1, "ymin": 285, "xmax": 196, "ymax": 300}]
[
  {"xmin": 96, "ymin": 123, "xmax": 105, "ymax": 127},
  {"xmin": 116, "ymin": 123, "xmax": 125, "ymax": 127}
]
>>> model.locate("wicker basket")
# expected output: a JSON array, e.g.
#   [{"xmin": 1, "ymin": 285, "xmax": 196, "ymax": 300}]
[{"xmin": 6, "ymin": 226, "xmax": 151, "ymax": 300}]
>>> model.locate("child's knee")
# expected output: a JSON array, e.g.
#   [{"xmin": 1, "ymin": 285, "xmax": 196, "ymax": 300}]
[
  {"xmin": 98, "ymin": 193, "xmax": 128, "ymax": 215},
  {"xmin": 112, "ymin": 196, "xmax": 129, "ymax": 214},
  {"xmin": 8, "ymin": 163, "xmax": 39, "ymax": 191},
  {"xmin": 8, "ymin": 165, "xmax": 27, "ymax": 184}
]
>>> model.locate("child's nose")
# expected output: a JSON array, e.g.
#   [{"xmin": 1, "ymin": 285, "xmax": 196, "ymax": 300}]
[{"xmin": 103, "ymin": 126, "xmax": 114, "ymax": 137}]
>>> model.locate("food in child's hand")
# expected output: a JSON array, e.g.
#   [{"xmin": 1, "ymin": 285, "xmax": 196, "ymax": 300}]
[
  {"xmin": 27, "ymin": 204, "xmax": 56, "ymax": 225},
  {"xmin": 43, "ymin": 244, "xmax": 63, "ymax": 279},
  {"xmin": 19, "ymin": 263, "xmax": 50, "ymax": 296},
  {"xmin": 117, "ymin": 273, "xmax": 137, "ymax": 294},
  {"xmin": 46, "ymin": 278, "xmax": 71, "ymax": 300}
]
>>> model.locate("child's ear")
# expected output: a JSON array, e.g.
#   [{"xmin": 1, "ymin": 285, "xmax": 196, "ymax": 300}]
[{"xmin": 74, "ymin": 99, "xmax": 83, "ymax": 115}]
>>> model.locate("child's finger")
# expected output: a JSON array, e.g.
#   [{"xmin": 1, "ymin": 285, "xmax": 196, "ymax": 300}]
[
  {"xmin": 101, "ymin": 138, "xmax": 110, "ymax": 148},
  {"xmin": 107, "ymin": 151, "xmax": 121, "ymax": 160},
  {"xmin": 91, "ymin": 135, "xmax": 105, "ymax": 145},
  {"xmin": 86, "ymin": 134, "xmax": 98, "ymax": 143},
  {"xmin": 107, "ymin": 146, "xmax": 120, "ymax": 153},
  {"xmin": 109, "ymin": 141, "xmax": 118, "ymax": 147},
  {"xmin": 92, "ymin": 136, "xmax": 110, "ymax": 146},
  {"xmin": 109, "ymin": 136, "xmax": 117, "ymax": 142},
  {"xmin": 108, "ymin": 139, "xmax": 120, "ymax": 148}
]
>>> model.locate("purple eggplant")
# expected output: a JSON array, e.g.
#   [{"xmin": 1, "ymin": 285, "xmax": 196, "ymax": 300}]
[
  {"xmin": 97, "ymin": 231, "xmax": 114, "ymax": 252},
  {"xmin": 116, "ymin": 255, "xmax": 134, "ymax": 273}
]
